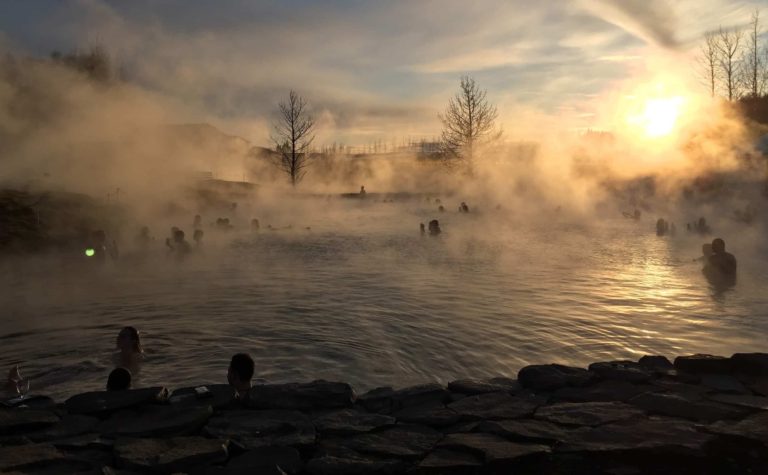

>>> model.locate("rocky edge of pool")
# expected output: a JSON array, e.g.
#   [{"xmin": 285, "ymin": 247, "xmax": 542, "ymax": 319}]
[{"xmin": 1, "ymin": 353, "xmax": 767, "ymax": 475}]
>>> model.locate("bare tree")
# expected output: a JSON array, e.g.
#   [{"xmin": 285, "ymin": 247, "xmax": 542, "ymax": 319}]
[
  {"xmin": 698, "ymin": 31, "xmax": 719, "ymax": 97},
  {"xmin": 740, "ymin": 9, "xmax": 766, "ymax": 98},
  {"xmin": 271, "ymin": 90, "xmax": 315, "ymax": 186},
  {"xmin": 717, "ymin": 27, "xmax": 744, "ymax": 100},
  {"xmin": 439, "ymin": 76, "xmax": 498, "ymax": 165}
]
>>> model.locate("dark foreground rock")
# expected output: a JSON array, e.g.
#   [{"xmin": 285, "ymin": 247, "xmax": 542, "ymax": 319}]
[{"xmin": 2, "ymin": 353, "xmax": 767, "ymax": 474}]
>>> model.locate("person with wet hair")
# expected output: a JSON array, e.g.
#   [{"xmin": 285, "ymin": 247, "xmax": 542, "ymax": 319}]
[
  {"xmin": 115, "ymin": 326, "xmax": 144, "ymax": 372},
  {"xmin": 170, "ymin": 229, "xmax": 192, "ymax": 259},
  {"xmin": 107, "ymin": 367, "xmax": 131, "ymax": 391},
  {"xmin": 227, "ymin": 353, "xmax": 255, "ymax": 401},
  {"xmin": 707, "ymin": 238, "xmax": 737, "ymax": 275}
]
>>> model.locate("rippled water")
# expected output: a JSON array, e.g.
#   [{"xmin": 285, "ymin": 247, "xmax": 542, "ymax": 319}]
[{"xmin": 1, "ymin": 199, "xmax": 767, "ymax": 400}]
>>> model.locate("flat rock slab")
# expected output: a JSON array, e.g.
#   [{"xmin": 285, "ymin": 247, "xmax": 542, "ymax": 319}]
[
  {"xmin": 557, "ymin": 417, "xmax": 714, "ymax": 453},
  {"xmin": 306, "ymin": 451, "xmax": 408, "ymax": 475},
  {"xmin": 249, "ymin": 380, "xmax": 354, "ymax": 410},
  {"xmin": 170, "ymin": 384, "xmax": 234, "ymax": 409},
  {"xmin": 334, "ymin": 424, "xmax": 443, "ymax": 459},
  {"xmin": 394, "ymin": 403, "xmax": 460, "ymax": 427},
  {"xmin": 227, "ymin": 446, "xmax": 303, "ymax": 474},
  {"xmin": 65, "ymin": 387, "xmax": 168, "ymax": 415},
  {"xmin": 551, "ymin": 380, "xmax": 653, "ymax": 403},
  {"xmin": 447, "ymin": 378, "xmax": 520, "ymax": 395},
  {"xmin": 313, "ymin": 409, "xmax": 395, "ymax": 435},
  {"xmin": 414, "ymin": 448, "xmax": 483, "ymax": 475},
  {"xmin": 0, "ymin": 408, "xmax": 59, "ymax": 436},
  {"xmin": 699, "ymin": 374, "xmax": 748, "ymax": 393},
  {"xmin": 448, "ymin": 392, "xmax": 539, "ymax": 420},
  {"xmin": 439, "ymin": 432, "xmax": 550, "ymax": 465},
  {"xmin": 730, "ymin": 353, "xmax": 768, "ymax": 375},
  {"xmin": 28, "ymin": 414, "xmax": 98, "ymax": 442},
  {"xmin": 708, "ymin": 411, "xmax": 768, "ymax": 447},
  {"xmin": 99, "ymin": 404, "xmax": 213, "ymax": 437},
  {"xmin": 708, "ymin": 393, "xmax": 768, "ymax": 410},
  {"xmin": 114, "ymin": 437, "xmax": 228, "ymax": 472},
  {"xmin": 588, "ymin": 361, "xmax": 652, "ymax": 383},
  {"xmin": 638, "ymin": 355, "xmax": 673, "ymax": 371},
  {"xmin": 518, "ymin": 364, "xmax": 591, "ymax": 390},
  {"xmin": 535, "ymin": 402, "xmax": 645, "ymax": 427},
  {"xmin": 205, "ymin": 409, "xmax": 315, "ymax": 448},
  {"xmin": 476, "ymin": 419, "xmax": 580, "ymax": 444},
  {"xmin": 0, "ymin": 443, "xmax": 67, "ymax": 471},
  {"xmin": 630, "ymin": 392, "xmax": 750, "ymax": 422},
  {"xmin": 674, "ymin": 354, "xmax": 731, "ymax": 374}
]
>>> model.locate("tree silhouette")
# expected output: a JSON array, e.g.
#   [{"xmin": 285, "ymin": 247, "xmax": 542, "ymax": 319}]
[
  {"xmin": 717, "ymin": 27, "xmax": 743, "ymax": 101},
  {"xmin": 439, "ymin": 76, "xmax": 498, "ymax": 165},
  {"xmin": 271, "ymin": 90, "xmax": 315, "ymax": 186}
]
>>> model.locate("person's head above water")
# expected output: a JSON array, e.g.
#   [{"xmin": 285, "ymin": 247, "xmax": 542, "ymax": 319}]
[
  {"xmin": 173, "ymin": 229, "xmax": 185, "ymax": 243},
  {"xmin": 107, "ymin": 367, "xmax": 132, "ymax": 391},
  {"xmin": 117, "ymin": 326, "xmax": 143, "ymax": 354},
  {"xmin": 712, "ymin": 238, "xmax": 726, "ymax": 254},
  {"xmin": 228, "ymin": 353, "xmax": 254, "ymax": 395}
]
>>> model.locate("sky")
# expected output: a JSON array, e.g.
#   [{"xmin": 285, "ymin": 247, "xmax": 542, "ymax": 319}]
[{"xmin": 0, "ymin": 0, "xmax": 765, "ymax": 146}]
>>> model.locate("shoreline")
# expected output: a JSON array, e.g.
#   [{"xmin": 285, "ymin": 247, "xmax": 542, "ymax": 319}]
[{"xmin": 1, "ymin": 352, "xmax": 766, "ymax": 474}]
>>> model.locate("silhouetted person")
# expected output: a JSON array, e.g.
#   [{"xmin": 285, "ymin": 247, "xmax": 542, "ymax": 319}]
[
  {"xmin": 169, "ymin": 229, "xmax": 191, "ymax": 259},
  {"xmin": 656, "ymin": 218, "xmax": 668, "ymax": 236},
  {"xmin": 251, "ymin": 218, "xmax": 260, "ymax": 231},
  {"xmin": 459, "ymin": 202, "xmax": 469, "ymax": 213},
  {"xmin": 438, "ymin": 205, "xmax": 445, "ymax": 213},
  {"xmin": 193, "ymin": 229, "xmax": 204, "ymax": 247},
  {"xmin": 135, "ymin": 226, "xmax": 152, "ymax": 249},
  {"xmin": 87, "ymin": 229, "xmax": 118, "ymax": 262},
  {"xmin": 428, "ymin": 219, "xmax": 441, "ymax": 236},
  {"xmin": 420, "ymin": 223, "xmax": 425, "ymax": 235},
  {"xmin": 707, "ymin": 238, "xmax": 737, "ymax": 275},
  {"xmin": 228, "ymin": 353, "xmax": 254, "ymax": 401},
  {"xmin": 193, "ymin": 214, "xmax": 202, "ymax": 230},
  {"xmin": 107, "ymin": 367, "xmax": 132, "ymax": 391},
  {"xmin": 696, "ymin": 217, "xmax": 711, "ymax": 235},
  {"xmin": 695, "ymin": 243, "xmax": 713, "ymax": 262},
  {"xmin": 360, "ymin": 186, "xmax": 366, "ymax": 195},
  {"xmin": 114, "ymin": 326, "xmax": 144, "ymax": 374}
]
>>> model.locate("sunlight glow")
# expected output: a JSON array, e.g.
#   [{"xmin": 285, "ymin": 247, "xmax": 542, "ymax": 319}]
[{"xmin": 627, "ymin": 96, "xmax": 685, "ymax": 138}]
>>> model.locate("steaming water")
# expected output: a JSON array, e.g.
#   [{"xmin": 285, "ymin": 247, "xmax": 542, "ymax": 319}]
[{"xmin": 1, "ymin": 199, "xmax": 767, "ymax": 400}]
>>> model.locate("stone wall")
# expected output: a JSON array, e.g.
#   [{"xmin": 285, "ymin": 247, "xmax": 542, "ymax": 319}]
[{"xmin": 1, "ymin": 353, "xmax": 767, "ymax": 474}]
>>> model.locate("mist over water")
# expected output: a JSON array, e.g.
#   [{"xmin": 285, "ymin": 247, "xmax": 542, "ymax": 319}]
[{"xmin": 2, "ymin": 196, "xmax": 767, "ymax": 400}]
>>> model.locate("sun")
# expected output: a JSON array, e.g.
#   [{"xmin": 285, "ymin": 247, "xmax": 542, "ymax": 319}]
[{"xmin": 627, "ymin": 96, "xmax": 685, "ymax": 138}]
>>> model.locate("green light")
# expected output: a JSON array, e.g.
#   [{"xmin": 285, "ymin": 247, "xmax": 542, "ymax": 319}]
[{"xmin": 85, "ymin": 248, "xmax": 95, "ymax": 257}]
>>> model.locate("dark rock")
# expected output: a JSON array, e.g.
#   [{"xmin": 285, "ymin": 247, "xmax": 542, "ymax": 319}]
[
  {"xmin": 1, "ymin": 395, "xmax": 56, "ymax": 410},
  {"xmin": 356, "ymin": 387, "xmax": 395, "ymax": 413},
  {"xmin": 551, "ymin": 380, "xmax": 653, "ymax": 403},
  {"xmin": 391, "ymin": 383, "xmax": 448, "ymax": 409},
  {"xmin": 707, "ymin": 411, "xmax": 768, "ymax": 447},
  {"xmin": 674, "ymin": 354, "xmax": 731, "ymax": 374},
  {"xmin": 28, "ymin": 414, "xmax": 98, "ymax": 442},
  {"xmin": 557, "ymin": 417, "xmax": 714, "ymax": 453},
  {"xmin": 0, "ymin": 408, "xmax": 59, "ymax": 436},
  {"xmin": 99, "ymin": 404, "xmax": 213, "ymax": 437},
  {"xmin": 699, "ymin": 373, "xmax": 748, "ymax": 393},
  {"xmin": 518, "ymin": 364, "xmax": 591, "ymax": 390},
  {"xmin": 394, "ymin": 403, "xmax": 460, "ymax": 427},
  {"xmin": 535, "ymin": 401, "xmax": 644, "ymax": 427},
  {"xmin": 447, "ymin": 378, "xmax": 520, "ymax": 395},
  {"xmin": 475, "ymin": 418, "xmax": 578, "ymax": 444},
  {"xmin": 306, "ymin": 450, "xmax": 408, "ymax": 475},
  {"xmin": 731, "ymin": 353, "xmax": 768, "ymax": 375},
  {"xmin": 50, "ymin": 433, "xmax": 114, "ymax": 451},
  {"xmin": 707, "ymin": 393, "xmax": 768, "ymax": 410},
  {"xmin": 629, "ymin": 392, "xmax": 750, "ymax": 422},
  {"xmin": 335, "ymin": 424, "xmax": 443, "ymax": 459},
  {"xmin": 439, "ymin": 432, "xmax": 550, "ymax": 464},
  {"xmin": 313, "ymin": 409, "xmax": 395, "ymax": 435},
  {"xmin": 0, "ymin": 443, "xmax": 92, "ymax": 472},
  {"xmin": 447, "ymin": 391, "xmax": 539, "ymax": 420},
  {"xmin": 649, "ymin": 378, "xmax": 710, "ymax": 397},
  {"xmin": 588, "ymin": 361, "xmax": 652, "ymax": 383},
  {"xmin": 205, "ymin": 410, "xmax": 315, "ymax": 448},
  {"xmin": 249, "ymin": 380, "xmax": 354, "ymax": 410},
  {"xmin": 638, "ymin": 355, "xmax": 673, "ymax": 371},
  {"xmin": 65, "ymin": 387, "xmax": 168, "ymax": 415},
  {"xmin": 414, "ymin": 449, "xmax": 483, "ymax": 475},
  {"xmin": 114, "ymin": 437, "xmax": 229, "ymax": 472},
  {"xmin": 746, "ymin": 378, "xmax": 768, "ymax": 396},
  {"xmin": 170, "ymin": 384, "xmax": 234, "ymax": 409},
  {"xmin": 441, "ymin": 420, "xmax": 480, "ymax": 434},
  {"xmin": 227, "ymin": 446, "xmax": 303, "ymax": 474}
]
